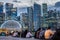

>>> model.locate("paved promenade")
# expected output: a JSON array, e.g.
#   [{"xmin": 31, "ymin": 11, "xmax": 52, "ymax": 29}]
[{"xmin": 0, "ymin": 36, "xmax": 39, "ymax": 40}]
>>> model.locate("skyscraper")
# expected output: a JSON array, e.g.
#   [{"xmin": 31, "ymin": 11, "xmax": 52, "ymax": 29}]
[
  {"xmin": 19, "ymin": 7, "xmax": 28, "ymax": 30},
  {"xmin": 0, "ymin": 2, "xmax": 3, "ymax": 13},
  {"xmin": 33, "ymin": 3, "xmax": 41, "ymax": 31},
  {"xmin": 21, "ymin": 13, "xmax": 29, "ymax": 29},
  {"xmin": 0, "ymin": 2, "xmax": 4, "ymax": 27},
  {"xmin": 5, "ymin": 3, "xmax": 13, "ymax": 20},
  {"xmin": 27, "ymin": 7, "xmax": 33, "ymax": 31},
  {"xmin": 48, "ymin": 9, "xmax": 57, "ymax": 28},
  {"xmin": 0, "ymin": 13, "xmax": 5, "ymax": 27},
  {"xmin": 10, "ymin": 7, "xmax": 17, "ymax": 20},
  {"xmin": 57, "ymin": 11, "xmax": 60, "ymax": 28},
  {"xmin": 42, "ymin": 3, "xmax": 48, "ymax": 27}
]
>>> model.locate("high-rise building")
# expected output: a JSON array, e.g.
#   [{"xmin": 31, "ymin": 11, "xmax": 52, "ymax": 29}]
[
  {"xmin": 27, "ymin": 7, "xmax": 33, "ymax": 31},
  {"xmin": 19, "ymin": 7, "xmax": 28, "ymax": 30},
  {"xmin": 0, "ymin": 13, "xmax": 5, "ymax": 27},
  {"xmin": 57, "ymin": 11, "xmax": 60, "ymax": 28},
  {"xmin": 48, "ymin": 10, "xmax": 57, "ymax": 28},
  {"xmin": 5, "ymin": 3, "xmax": 13, "ymax": 20},
  {"xmin": 42, "ymin": 3, "xmax": 48, "ymax": 27},
  {"xmin": 10, "ymin": 7, "xmax": 17, "ymax": 20},
  {"xmin": 22, "ymin": 13, "xmax": 29, "ymax": 29},
  {"xmin": 33, "ymin": 3, "xmax": 41, "ymax": 31},
  {"xmin": 0, "ymin": 2, "xmax": 3, "ymax": 13},
  {"xmin": 40, "ymin": 16, "xmax": 44, "ymax": 27},
  {"xmin": 0, "ymin": 2, "xmax": 5, "ymax": 27}
]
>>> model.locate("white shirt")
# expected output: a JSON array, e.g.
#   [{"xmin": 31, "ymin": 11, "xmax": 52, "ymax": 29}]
[
  {"xmin": 26, "ymin": 32, "xmax": 32, "ymax": 38},
  {"xmin": 13, "ymin": 32, "xmax": 18, "ymax": 36}
]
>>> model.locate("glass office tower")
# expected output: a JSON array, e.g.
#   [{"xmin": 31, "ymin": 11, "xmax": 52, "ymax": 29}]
[
  {"xmin": 10, "ymin": 8, "xmax": 17, "ymax": 20},
  {"xmin": 42, "ymin": 3, "xmax": 48, "ymax": 27},
  {"xmin": 5, "ymin": 3, "xmax": 13, "ymax": 20},
  {"xmin": 0, "ymin": 2, "xmax": 3, "ymax": 13},
  {"xmin": 27, "ymin": 7, "xmax": 33, "ymax": 31},
  {"xmin": 33, "ymin": 3, "xmax": 41, "ymax": 31},
  {"xmin": 0, "ymin": 2, "xmax": 5, "ymax": 27},
  {"xmin": 48, "ymin": 9, "xmax": 57, "ymax": 28}
]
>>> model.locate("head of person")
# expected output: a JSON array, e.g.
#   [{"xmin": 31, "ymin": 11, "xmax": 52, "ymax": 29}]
[
  {"xmin": 47, "ymin": 26, "xmax": 51, "ymax": 30},
  {"xmin": 42, "ymin": 28, "xmax": 45, "ymax": 30},
  {"xmin": 28, "ymin": 30, "xmax": 32, "ymax": 33},
  {"xmin": 24, "ymin": 29, "xmax": 28, "ymax": 33},
  {"xmin": 37, "ymin": 28, "xmax": 41, "ymax": 31}
]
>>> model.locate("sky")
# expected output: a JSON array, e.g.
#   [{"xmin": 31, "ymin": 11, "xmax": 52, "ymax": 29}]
[
  {"xmin": 35, "ymin": 0, "xmax": 60, "ymax": 5},
  {"xmin": 0, "ymin": 0, "xmax": 60, "ymax": 16},
  {"xmin": 0, "ymin": 0, "xmax": 33, "ymax": 7},
  {"xmin": 0, "ymin": 0, "xmax": 60, "ymax": 7}
]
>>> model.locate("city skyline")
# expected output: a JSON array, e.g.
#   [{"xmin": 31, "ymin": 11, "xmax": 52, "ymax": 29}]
[
  {"xmin": 0, "ymin": 0, "xmax": 60, "ymax": 7},
  {"xmin": 0, "ymin": 0, "xmax": 60, "ymax": 31},
  {"xmin": 0, "ymin": 1, "xmax": 60, "ymax": 17}
]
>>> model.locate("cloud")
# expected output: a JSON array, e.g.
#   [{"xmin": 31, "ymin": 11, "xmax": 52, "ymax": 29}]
[
  {"xmin": 0, "ymin": 0, "xmax": 60, "ymax": 7},
  {"xmin": 13, "ymin": 2, "xmax": 33, "ymax": 7},
  {"xmin": 0, "ymin": 0, "xmax": 13, "ymax": 3},
  {"xmin": 13, "ymin": 0, "xmax": 34, "ymax": 7},
  {"xmin": 0, "ymin": 0, "xmax": 33, "ymax": 7},
  {"xmin": 35, "ymin": 0, "xmax": 60, "ymax": 5}
]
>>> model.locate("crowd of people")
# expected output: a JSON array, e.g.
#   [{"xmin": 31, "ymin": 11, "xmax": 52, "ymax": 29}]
[
  {"xmin": 9, "ymin": 31, "xmax": 20, "ymax": 37},
  {"xmin": 34, "ymin": 26, "xmax": 60, "ymax": 40},
  {"xmin": 9, "ymin": 30, "xmax": 33, "ymax": 38},
  {"xmin": 21, "ymin": 30, "xmax": 33, "ymax": 38},
  {"xmin": 2, "ymin": 26, "xmax": 60, "ymax": 40}
]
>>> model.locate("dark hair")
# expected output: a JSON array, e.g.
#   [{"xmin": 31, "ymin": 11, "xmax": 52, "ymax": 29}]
[
  {"xmin": 37, "ymin": 28, "xmax": 41, "ymax": 31},
  {"xmin": 47, "ymin": 27, "xmax": 51, "ymax": 29},
  {"xmin": 42, "ymin": 28, "xmax": 45, "ymax": 30}
]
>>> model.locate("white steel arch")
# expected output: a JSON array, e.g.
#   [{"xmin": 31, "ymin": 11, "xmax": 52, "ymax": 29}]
[{"xmin": 1, "ymin": 20, "xmax": 22, "ymax": 30}]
